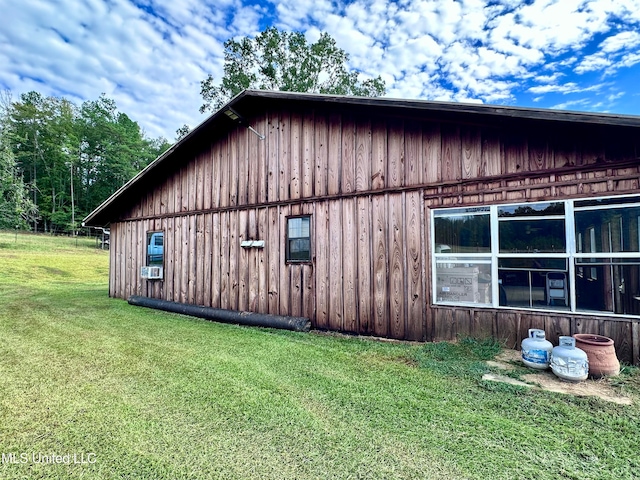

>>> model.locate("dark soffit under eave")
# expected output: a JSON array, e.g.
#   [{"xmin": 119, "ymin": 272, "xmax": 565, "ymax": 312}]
[{"xmin": 83, "ymin": 90, "xmax": 640, "ymax": 227}]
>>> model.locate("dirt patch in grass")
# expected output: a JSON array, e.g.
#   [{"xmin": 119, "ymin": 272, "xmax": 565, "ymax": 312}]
[
  {"xmin": 488, "ymin": 349, "xmax": 633, "ymax": 405},
  {"xmin": 522, "ymin": 372, "xmax": 632, "ymax": 405}
]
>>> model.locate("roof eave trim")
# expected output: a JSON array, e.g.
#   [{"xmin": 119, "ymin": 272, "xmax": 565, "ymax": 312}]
[{"xmin": 83, "ymin": 91, "xmax": 251, "ymax": 226}]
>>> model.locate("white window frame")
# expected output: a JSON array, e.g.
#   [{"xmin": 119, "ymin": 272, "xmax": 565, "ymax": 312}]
[{"xmin": 432, "ymin": 194, "xmax": 640, "ymax": 318}]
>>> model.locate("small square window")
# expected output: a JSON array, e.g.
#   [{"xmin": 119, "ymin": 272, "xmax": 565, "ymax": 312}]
[{"xmin": 286, "ymin": 216, "xmax": 311, "ymax": 262}]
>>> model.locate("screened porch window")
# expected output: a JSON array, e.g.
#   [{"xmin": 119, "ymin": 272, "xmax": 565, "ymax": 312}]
[
  {"xmin": 498, "ymin": 202, "xmax": 567, "ymax": 308},
  {"xmin": 432, "ymin": 195, "xmax": 640, "ymax": 318},
  {"xmin": 433, "ymin": 207, "xmax": 492, "ymax": 305},
  {"xmin": 574, "ymin": 199, "xmax": 640, "ymax": 315}
]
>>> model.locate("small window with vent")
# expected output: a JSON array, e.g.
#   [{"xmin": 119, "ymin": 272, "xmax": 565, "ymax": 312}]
[
  {"xmin": 142, "ymin": 231, "xmax": 164, "ymax": 280},
  {"xmin": 146, "ymin": 231, "xmax": 164, "ymax": 267}
]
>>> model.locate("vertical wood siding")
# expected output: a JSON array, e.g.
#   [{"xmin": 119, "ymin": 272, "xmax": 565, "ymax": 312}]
[
  {"xmin": 109, "ymin": 104, "xmax": 640, "ymax": 361},
  {"xmin": 111, "ymin": 196, "xmax": 429, "ymax": 341}
]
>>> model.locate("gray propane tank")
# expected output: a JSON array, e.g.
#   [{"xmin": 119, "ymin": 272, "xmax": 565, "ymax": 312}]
[
  {"xmin": 550, "ymin": 336, "xmax": 589, "ymax": 382},
  {"xmin": 521, "ymin": 329, "xmax": 553, "ymax": 369}
]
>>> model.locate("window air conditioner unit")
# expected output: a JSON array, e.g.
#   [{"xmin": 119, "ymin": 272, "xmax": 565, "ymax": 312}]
[{"xmin": 141, "ymin": 266, "xmax": 163, "ymax": 280}]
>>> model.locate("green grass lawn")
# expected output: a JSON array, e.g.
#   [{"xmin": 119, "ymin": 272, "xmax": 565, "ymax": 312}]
[{"xmin": 0, "ymin": 231, "xmax": 639, "ymax": 479}]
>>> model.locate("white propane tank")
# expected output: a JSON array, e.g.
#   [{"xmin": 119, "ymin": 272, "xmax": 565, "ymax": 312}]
[
  {"xmin": 550, "ymin": 336, "xmax": 589, "ymax": 382},
  {"xmin": 521, "ymin": 329, "xmax": 553, "ymax": 369}
]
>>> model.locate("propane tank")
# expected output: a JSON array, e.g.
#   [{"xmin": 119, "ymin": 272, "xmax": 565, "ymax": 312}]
[
  {"xmin": 550, "ymin": 336, "xmax": 589, "ymax": 382},
  {"xmin": 521, "ymin": 329, "xmax": 553, "ymax": 369}
]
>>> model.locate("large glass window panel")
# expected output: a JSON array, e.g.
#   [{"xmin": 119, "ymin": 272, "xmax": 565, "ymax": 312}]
[
  {"xmin": 499, "ymin": 218, "xmax": 566, "ymax": 253},
  {"xmin": 434, "ymin": 214, "xmax": 490, "ymax": 253},
  {"xmin": 288, "ymin": 238, "xmax": 311, "ymax": 260},
  {"xmin": 575, "ymin": 260, "xmax": 640, "ymax": 315},
  {"xmin": 286, "ymin": 216, "xmax": 311, "ymax": 262},
  {"xmin": 433, "ymin": 196, "xmax": 640, "ymax": 317},
  {"xmin": 434, "ymin": 206, "xmax": 490, "ymax": 216},
  {"xmin": 575, "ymin": 197, "xmax": 640, "ymax": 208},
  {"xmin": 288, "ymin": 217, "xmax": 310, "ymax": 238},
  {"xmin": 499, "ymin": 258, "xmax": 569, "ymax": 309},
  {"xmin": 435, "ymin": 260, "xmax": 492, "ymax": 305},
  {"xmin": 499, "ymin": 258, "xmax": 567, "ymax": 271},
  {"xmin": 498, "ymin": 202, "xmax": 564, "ymax": 217},
  {"xmin": 574, "ymin": 206, "xmax": 640, "ymax": 253}
]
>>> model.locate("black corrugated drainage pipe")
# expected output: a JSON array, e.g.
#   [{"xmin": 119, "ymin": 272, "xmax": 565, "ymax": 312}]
[{"xmin": 128, "ymin": 296, "xmax": 311, "ymax": 332}]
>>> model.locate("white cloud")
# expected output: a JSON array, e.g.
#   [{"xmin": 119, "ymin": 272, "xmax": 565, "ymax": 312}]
[
  {"xmin": 600, "ymin": 30, "xmax": 640, "ymax": 53},
  {"xmin": 0, "ymin": 0, "xmax": 255, "ymax": 139},
  {"xmin": 619, "ymin": 52, "xmax": 640, "ymax": 68},
  {"xmin": 575, "ymin": 55, "xmax": 612, "ymax": 73},
  {"xmin": 272, "ymin": 0, "xmax": 333, "ymax": 30},
  {"xmin": 575, "ymin": 29, "xmax": 640, "ymax": 74},
  {"xmin": 550, "ymin": 98, "xmax": 594, "ymax": 110},
  {"xmin": 607, "ymin": 91, "xmax": 625, "ymax": 102},
  {"xmin": 533, "ymin": 72, "xmax": 563, "ymax": 83},
  {"xmin": 2, "ymin": 0, "xmax": 640, "ymax": 141},
  {"xmin": 527, "ymin": 82, "xmax": 607, "ymax": 95}
]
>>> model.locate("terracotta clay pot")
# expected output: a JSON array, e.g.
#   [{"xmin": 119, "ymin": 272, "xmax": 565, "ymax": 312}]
[{"xmin": 573, "ymin": 334, "xmax": 620, "ymax": 378}]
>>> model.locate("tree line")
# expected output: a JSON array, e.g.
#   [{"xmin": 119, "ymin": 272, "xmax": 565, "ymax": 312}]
[{"xmin": 0, "ymin": 91, "xmax": 171, "ymax": 233}]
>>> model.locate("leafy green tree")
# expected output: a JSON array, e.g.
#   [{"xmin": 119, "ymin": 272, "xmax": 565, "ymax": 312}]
[
  {"xmin": 0, "ymin": 137, "xmax": 37, "ymax": 229},
  {"xmin": 175, "ymin": 124, "xmax": 191, "ymax": 141},
  {"xmin": 2, "ymin": 91, "xmax": 170, "ymax": 233},
  {"xmin": 200, "ymin": 27, "xmax": 386, "ymax": 113},
  {"xmin": 5, "ymin": 92, "xmax": 77, "ymax": 232},
  {"xmin": 76, "ymin": 95, "xmax": 171, "ymax": 217},
  {"xmin": 78, "ymin": 96, "xmax": 134, "ymax": 212}
]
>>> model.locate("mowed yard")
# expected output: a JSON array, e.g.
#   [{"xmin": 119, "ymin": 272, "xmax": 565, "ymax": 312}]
[{"xmin": 0, "ymin": 232, "xmax": 639, "ymax": 480}]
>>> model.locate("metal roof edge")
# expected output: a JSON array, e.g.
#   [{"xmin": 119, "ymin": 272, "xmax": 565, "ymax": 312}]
[
  {"xmin": 83, "ymin": 91, "xmax": 252, "ymax": 226},
  {"xmin": 241, "ymin": 89, "xmax": 640, "ymax": 126}
]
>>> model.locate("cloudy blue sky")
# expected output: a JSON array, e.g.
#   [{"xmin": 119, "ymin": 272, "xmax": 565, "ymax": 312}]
[{"xmin": 2, "ymin": 0, "xmax": 640, "ymax": 140}]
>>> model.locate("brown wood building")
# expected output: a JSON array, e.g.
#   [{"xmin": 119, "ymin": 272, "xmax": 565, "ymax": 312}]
[{"xmin": 84, "ymin": 90, "xmax": 640, "ymax": 365}]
